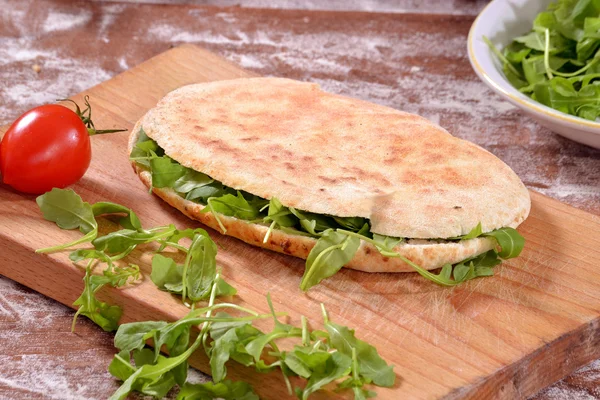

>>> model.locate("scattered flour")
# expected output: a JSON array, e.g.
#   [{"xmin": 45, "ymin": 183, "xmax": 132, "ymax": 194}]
[
  {"xmin": 0, "ymin": 276, "xmax": 209, "ymax": 399},
  {"xmin": 42, "ymin": 9, "xmax": 92, "ymax": 33},
  {"xmin": 98, "ymin": 3, "xmax": 127, "ymax": 42},
  {"xmin": 0, "ymin": 36, "xmax": 111, "ymax": 125}
]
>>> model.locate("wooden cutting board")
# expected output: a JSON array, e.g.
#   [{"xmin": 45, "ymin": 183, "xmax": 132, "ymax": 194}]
[{"xmin": 1, "ymin": 44, "xmax": 600, "ymax": 400}]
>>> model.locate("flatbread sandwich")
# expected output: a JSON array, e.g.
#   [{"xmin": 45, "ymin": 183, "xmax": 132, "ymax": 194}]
[{"xmin": 128, "ymin": 78, "xmax": 530, "ymax": 290}]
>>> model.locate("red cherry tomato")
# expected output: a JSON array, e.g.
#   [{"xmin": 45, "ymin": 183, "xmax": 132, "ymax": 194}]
[{"xmin": 0, "ymin": 104, "xmax": 92, "ymax": 194}]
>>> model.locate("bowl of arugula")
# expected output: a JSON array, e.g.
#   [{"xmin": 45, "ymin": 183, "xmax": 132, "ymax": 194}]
[{"xmin": 468, "ymin": 0, "xmax": 600, "ymax": 149}]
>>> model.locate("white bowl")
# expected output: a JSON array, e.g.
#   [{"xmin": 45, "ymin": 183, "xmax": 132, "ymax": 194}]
[{"xmin": 468, "ymin": 0, "xmax": 600, "ymax": 149}]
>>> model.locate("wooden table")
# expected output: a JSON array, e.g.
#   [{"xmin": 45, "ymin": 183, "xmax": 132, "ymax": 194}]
[{"xmin": 1, "ymin": 1, "xmax": 599, "ymax": 399}]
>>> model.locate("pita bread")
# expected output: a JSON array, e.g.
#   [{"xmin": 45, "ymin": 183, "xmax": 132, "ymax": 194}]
[{"xmin": 135, "ymin": 78, "xmax": 530, "ymax": 239}]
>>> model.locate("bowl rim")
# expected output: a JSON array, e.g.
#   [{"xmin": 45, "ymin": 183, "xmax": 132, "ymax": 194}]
[{"xmin": 467, "ymin": 0, "xmax": 600, "ymax": 132}]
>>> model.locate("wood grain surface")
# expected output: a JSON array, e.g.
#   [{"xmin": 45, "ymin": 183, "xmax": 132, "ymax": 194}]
[
  {"xmin": 2, "ymin": 43, "xmax": 600, "ymax": 400},
  {"xmin": 1, "ymin": 1, "xmax": 599, "ymax": 399}
]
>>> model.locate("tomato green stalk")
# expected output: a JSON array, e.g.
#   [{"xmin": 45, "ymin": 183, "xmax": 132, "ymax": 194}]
[{"xmin": 58, "ymin": 96, "xmax": 128, "ymax": 136}]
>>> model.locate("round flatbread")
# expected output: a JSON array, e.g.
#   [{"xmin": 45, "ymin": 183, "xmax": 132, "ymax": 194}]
[{"xmin": 135, "ymin": 77, "xmax": 530, "ymax": 239}]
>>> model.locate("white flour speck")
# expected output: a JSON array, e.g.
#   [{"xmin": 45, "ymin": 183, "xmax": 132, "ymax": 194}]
[
  {"xmin": 118, "ymin": 57, "xmax": 129, "ymax": 70},
  {"xmin": 237, "ymin": 54, "xmax": 266, "ymax": 69},
  {"xmin": 42, "ymin": 9, "xmax": 92, "ymax": 33}
]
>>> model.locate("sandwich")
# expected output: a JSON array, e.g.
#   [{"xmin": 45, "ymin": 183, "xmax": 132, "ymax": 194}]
[{"xmin": 128, "ymin": 77, "xmax": 530, "ymax": 291}]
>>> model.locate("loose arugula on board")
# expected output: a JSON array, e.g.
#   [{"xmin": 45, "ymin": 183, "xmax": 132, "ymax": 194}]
[
  {"xmin": 486, "ymin": 0, "xmax": 600, "ymax": 120},
  {"xmin": 35, "ymin": 188, "xmax": 395, "ymax": 399},
  {"xmin": 131, "ymin": 134, "xmax": 526, "ymax": 291}
]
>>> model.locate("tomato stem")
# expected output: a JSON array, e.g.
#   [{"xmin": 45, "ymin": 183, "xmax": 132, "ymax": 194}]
[{"xmin": 57, "ymin": 96, "xmax": 127, "ymax": 136}]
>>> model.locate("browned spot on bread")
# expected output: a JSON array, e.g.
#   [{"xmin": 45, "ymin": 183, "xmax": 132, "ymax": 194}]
[
  {"xmin": 205, "ymin": 138, "xmax": 236, "ymax": 154},
  {"xmin": 281, "ymin": 240, "xmax": 292, "ymax": 254},
  {"xmin": 319, "ymin": 176, "xmax": 338, "ymax": 184}
]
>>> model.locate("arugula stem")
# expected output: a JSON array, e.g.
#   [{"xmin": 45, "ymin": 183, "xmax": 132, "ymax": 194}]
[
  {"xmin": 157, "ymin": 240, "xmax": 189, "ymax": 253},
  {"xmin": 36, "ymin": 229, "xmax": 98, "ymax": 254},
  {"xmin": 544, "ymin": 28, "xmax": 554, "ymax": 80},
  {"xmin": 109, "ymin": 246, "xmax": 135, "ymax": 261},
  {"xmin": 301, "ymin": 316, "xmax": 309, "ymax": 347},
  {"xmin": 207, "ymin": 198, "xmax": 227, "ymax": 233},
  {"xmin": 200, "ymin": 274, "xmax": 220, "ymax": 353},
  {"xmin": 352, "ymin": 347, "xmax": 359, "ymax": 381},
  {"xmin": 263, "ymin": 220, "xmax": 277, "ymax": 244},
  {"xmin": 551, "ymin": 57, "xmax": 600, "ymax": 77},
  {"xmin": 483, "ymin": 36, "xmax": 524, "ymax": 79},
  {"xmin": 72, "ymin": 260, "xmax": 95, "ymax": 332},
  {"xmin": 114, "ymin": 353, "xmax": 137, "ymax": 372},
  {"xmin": 320, "ymin": 303, "xmax": 329, "ymax": 324}
]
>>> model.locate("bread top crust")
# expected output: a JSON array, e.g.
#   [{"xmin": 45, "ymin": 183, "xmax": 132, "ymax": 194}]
[{"xmin": 136, "ymin": 77, "xmax": 530, "ymax": 238}]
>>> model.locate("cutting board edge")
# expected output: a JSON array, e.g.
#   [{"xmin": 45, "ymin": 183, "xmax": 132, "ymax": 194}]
[{"xmin": 442, "ymin": 314, "xmax": 600, "ymax": 399}]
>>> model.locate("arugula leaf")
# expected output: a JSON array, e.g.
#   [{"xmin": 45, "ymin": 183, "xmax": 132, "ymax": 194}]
[
  {"xmin": 205, "ymin": 192, "xmax": 260, "ymax": 220},
  {"xmin": 177, "ymin": 380, "xmax": 259, "ymax": 400},
  {"xmin": 289, "ymin": 207, "xmax": 336, "ymax": 235},
  {"xmin": 92, "ymin": 202, "xmax": 143, "ymax": 231},
  {"xmin": 372, "ymin": 234, "xmax": 402, "ymax": 256},
  {"xmin": 283, "ymin": 350, "xmax": 313, "ymax": 378},
  {"xmin": 151, "ymin": 254, "xmax": 184, "ymax": 293},
  {"xmin": 462, "ymin": 222, "xmax": 483, "ymax": 240},
  {"xmin": 452, "ymin": 250, "xmax": 501, "ymax": 282},
  {"xmin": 92, "ymin": 264, "xmax": 140, "ymax": 287},
  {"xmin": 108, "ymin": 350, "xmax": 135, "ymax": 382},
  {"xmin": 183, "ymin": 232, "xmax": 218, "ymax": 302},
  {"xmin": 36, "ymin": 188, "xmax": 98, "ymax": 252},
  {"xmin": 173, "ymin": 169, "xmax": 214, "ymax": 194},
  {"xmin": 114, "ymin": 321, "xmax": 169, "ymax": 353},
  {"xmin": 265, "ymin": 198, "xmax": 296, "ymax": 228},
  {"xmin": 129, "ymin": 128, "xmax": 161, "ymax": 168},
  {"xmin": 186, "ymin": 182, "xmax": 232, "ymax": 202},
  {"xmin": 150, "ymin": 156, "xmax": 187, "ymax": 188},
  {"xmin": 325, "ymin": 321, "xmax": 395, "ymax": 387},
  {"xmin": 151, "ymin": 253, "xmax": 235, "ymax": 299},
  {"xmin": 210, "ymin": 327, "xmax": 238, "ymax": 382},
  {"xmin": 300, "ymin": 229, "xmax": 361, "ymax": 291},
  {"xmin": 484, "ymin": 227, "xmax": 525, "ymax": 259},
  {"xmin": 300, "ymin": 351, "xmax": 352, "ymax": 400},
  {"xmin": 69, "ymin": 248, "xmax": 115, "ymax": 269},
  {"xmin": 333, "ymin": 216, "xmax": 368, "ymax": 232},
  {"xmin": 109, "ymin": 342, "xmax": 199, "ymax": 400},
  {"xmin": 72, "ymin": 265, "xmax": 122, "ymax": 332}
]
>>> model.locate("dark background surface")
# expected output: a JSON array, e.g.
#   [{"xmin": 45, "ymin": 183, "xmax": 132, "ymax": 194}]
[{"xmin": 0, "ymin": 0, "xmax": 599, "ymax": 399}]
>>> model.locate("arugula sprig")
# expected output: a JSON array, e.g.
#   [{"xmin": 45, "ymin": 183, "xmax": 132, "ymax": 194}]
[
  {"xmin": 35, "ymin": 189, "xmax": 236, "ymax": 331},
  {"xmin": 110, "ymin": 290, "xmax": 395, "ymax": 400},
  {"xmin": 35, "ymin": 188, "xmax": 396, "ymax": 399}
]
